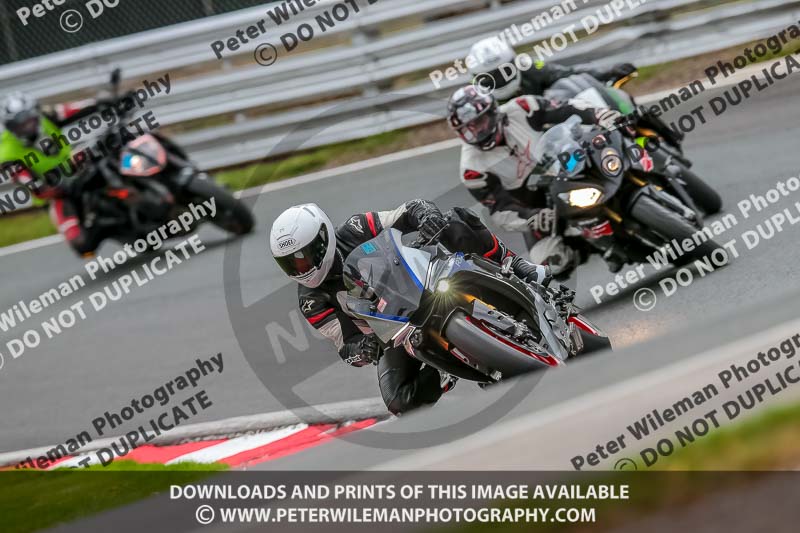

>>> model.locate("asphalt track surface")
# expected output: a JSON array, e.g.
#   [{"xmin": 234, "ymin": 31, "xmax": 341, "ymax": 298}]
[{"xmin": 1, "ymin": 72, "xmax": 799, "ymax": 455}]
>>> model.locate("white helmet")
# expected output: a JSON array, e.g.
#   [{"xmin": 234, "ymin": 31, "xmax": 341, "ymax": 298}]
[
  {"xmin": 270, "ymin": 204, "xmax": 336, "ymax": 288},
  {"xmin": 468, "ymin": 37, "xmax": 520, "ymax": 101},
  {"xmin": 1, "ymin": 92, "xmax": 41, "ymax": 144}
]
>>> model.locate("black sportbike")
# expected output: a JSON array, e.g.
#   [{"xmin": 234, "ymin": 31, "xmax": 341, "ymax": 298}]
[
  {"xmin": 531, "ymin": 115, "xmax": 727, "ymax": 273},
  {"xmin": 545, "ymin": 71, "xmax": 722, "ymax": 216},
  {"xmin": 341, "ymin": 221, "xmax": 612, "ymax": 385},
  {"xmin": 74, "ymin": 69, "xmax": 253, "ymax": 247}
]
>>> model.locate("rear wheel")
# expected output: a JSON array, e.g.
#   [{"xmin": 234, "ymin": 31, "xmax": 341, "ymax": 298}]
[
  {"xmin": 630, "ymin": 194, "xmax": 727, "ymax": 265},
  {"xmin": 184, "ymin": 178, "xmax": 254, "ymax": 235}
]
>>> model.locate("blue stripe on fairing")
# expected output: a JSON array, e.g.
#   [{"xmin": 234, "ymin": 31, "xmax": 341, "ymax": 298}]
[
  {"xmin": 391, "ymin": 235, "xmax": 424, "ymax": 291},
  {"xmin": 368, "ymin": 311, "xmax": 410, "ymax": 323}
]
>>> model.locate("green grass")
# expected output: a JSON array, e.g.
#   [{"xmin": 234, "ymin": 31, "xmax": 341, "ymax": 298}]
[
  {"xmin": 457, "ymin": 401, "xmax": 800, "ymax": 532},
  {"xmin": 631, "ymin": 32, "xmax": 800, "ymax": 86},
  {"xmin": 214, "ymin": 129, "xmax": 408, "ymax": 190},
  {"xmin": 655, "ymin": 401, "xmax": 800, "ymax": 470},
  {"xmin": 0, "ymin": 129, "xmax": 410, "ymax": 249},
  {"xmin": 0, "ymin": 460, "xmax": 227, "ymax": 533},
  {"xmin": 0, "ymin": 209, "xmax": 57, "ymax": 248},
  {"xmin": 4, "ymin": 27, "xmax": 800, "ymax": 250}
]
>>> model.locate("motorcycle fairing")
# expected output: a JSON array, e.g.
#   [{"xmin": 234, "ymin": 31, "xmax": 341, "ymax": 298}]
[
  {"xmin": 120, "ymin": 134, "xmax": 167, "ymax": 177},
  {"xmin": 343, "ymin": 229, "xmax": 430, "ymax": 343}
]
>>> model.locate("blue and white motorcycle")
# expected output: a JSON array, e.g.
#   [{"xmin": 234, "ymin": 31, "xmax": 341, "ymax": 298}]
[{"xmin": 342, "ymin": 223, "xmax": 611, "ymax": 385}]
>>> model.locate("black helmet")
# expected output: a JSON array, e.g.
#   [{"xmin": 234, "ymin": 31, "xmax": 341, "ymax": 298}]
[
  {"xmin": 1, "ymin": 92, "xmax": 41, "ymax": 146},
  {"xmin": 447, "ymin": 85, "xmax": 503, "ymax": 150}
]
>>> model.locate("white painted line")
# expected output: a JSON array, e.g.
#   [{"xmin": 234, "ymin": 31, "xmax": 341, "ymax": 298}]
[
  {"xmin": 0, "ymin": 61, "xmax": 774, "ymax": 260},
  {"xmin": 166, "ymin": 424, "xmax": 308, "ymax": 465},
  {"xmin": 0, "ymin": 397, "xmax": 386, "ymax": 467},
  {"xmin": 233, "ymin": 138, "xmax": 462, "ymax": 199},
  {"xmin": 0, "ymin": 234, "xmax": 63, "ymax": 258},
  {"xmin": 50, "ymin": 454, "xmax": 100, "ymax": 470}
]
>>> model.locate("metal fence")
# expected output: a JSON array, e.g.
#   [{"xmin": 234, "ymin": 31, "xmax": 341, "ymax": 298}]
[
  {"xmin": 0, "ymin": 0, "xmax": 275, "ymax": 64},
  {"xmin": 0, "ymin": 0, "xmax": 798, "ymax": 204}
]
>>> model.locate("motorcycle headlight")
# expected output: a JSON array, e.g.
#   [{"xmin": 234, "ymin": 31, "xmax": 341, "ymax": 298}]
[
  {"xmin": 601, "ymin": 154, "xmax": 623, "ymax": 176},
  {"xmin": 436, "ymin": 280, "xmax": 451, "ymax": 293},
  {"xmin": 560, "ymin": 187, "xmax": 603, "ymax": 208}
]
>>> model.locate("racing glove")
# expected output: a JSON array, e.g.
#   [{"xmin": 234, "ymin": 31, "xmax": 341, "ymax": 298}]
[
  {"xmin": 512, "ymin": 257, "xmax": 575, "ymax": 313},
  {"xmin": 596, "ymin": 108, "xmax": 623, "ymax": 130},
  {"xmin": 511, "ymin": 256, "xmax": 553, "ymax": 287},
  {"xmin": 526, "ymin": 208, "xmax": 555, "ymax": 233},
  {"xmin": 418, "ymin": 212, "xmax": 448, "ymax": 244},
  {"xmin": 339, "ymin": 334, "xmax": 381, "ymax": 367}
]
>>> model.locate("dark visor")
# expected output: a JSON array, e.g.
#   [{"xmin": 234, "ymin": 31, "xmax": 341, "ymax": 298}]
[
  {"xmin": 274, "ymin": 224, "xmax": 329, "ymax": 278},
  {"xmin": 9, "ymin": 112, "xmax": 39, "ymax": 140},
  {"xmin": 456, "ymin": 113, "xmax": 496, "ymax": 145}
]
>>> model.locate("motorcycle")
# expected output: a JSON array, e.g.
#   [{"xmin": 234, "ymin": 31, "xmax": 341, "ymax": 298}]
[
  {"xmin": 545, "ymin": 71, "xmax": 722, "ymax": 216},
  {"xmin": 530, "ymin": 115, "xmax": 727, "ymax": 274},
  {"xmin": 76, "ymin": 69, "xmax": 254, "ymax": 247},
  {"xmin": 341, "ymin": 220, "xmax": 612, "ymax": 384}
]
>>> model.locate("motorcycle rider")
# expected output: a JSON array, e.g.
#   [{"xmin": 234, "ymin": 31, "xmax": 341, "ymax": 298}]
[
  {"xmin": 0, "ymin": 92, "xmax": 101, "ymax": 256},
  {"xmin": 468, "ymin": 37, "xmax": 683, "ymax": 150},
  {"xmin": 448, "ymin": 85, "xmax": 622, "ymax": 276},
  {"xmin": 468, "ymin": 36, "xmax": 636, "ymax": 101},
  {"xmin": 270, "ymin": 199, "xmax": 557, "ymax": 415}
]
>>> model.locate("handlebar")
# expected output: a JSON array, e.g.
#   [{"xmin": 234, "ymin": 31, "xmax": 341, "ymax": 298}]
[{"xmin": 409, "ymin": 222, "xmax": 451, "ymax": 249}]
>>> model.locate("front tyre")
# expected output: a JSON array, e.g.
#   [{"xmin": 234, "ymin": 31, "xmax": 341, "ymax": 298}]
[
  {"xmin": 677, "ymin": 166, "xmax": 722, "ymax": 215},
  {"xmin": 185, "ymin": 178, "xmax": 254, "ymax": 235},
  {"xmin": 444, "ymin": 312, "xmax": 560, "ymax": 379},
  {"xmin": 631, "ymin": 194, "xmax": 726, "ymax": 265}
]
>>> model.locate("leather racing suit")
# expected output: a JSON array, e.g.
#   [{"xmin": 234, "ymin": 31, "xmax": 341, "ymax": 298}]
[
  {"xmin": 297, "ymin": 199, "xmax": 550, "ymax": 414},
  {"xmin": 459, "ymin": 95, "xmax": 614, "ymax": 276},
  {"xmin": 518, "ymin": 60, "xmax": 629, "ymax": 98},
  {"xmin": 0, "ymin": 101, "xmax": 102, "ymax": 255}
]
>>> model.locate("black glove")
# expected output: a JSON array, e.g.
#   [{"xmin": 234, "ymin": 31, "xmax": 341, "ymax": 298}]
[
  {"xmin": 608, "ymin": 63, "xmax": 636, "ymax": 81},
  {"xmin": 340, "ymin": 334, "xmax": 381, "ymax": 367},
  {"xmin": 511, "ymin": 256, "xmax": 552, "ymax": 287},
  {"xmin": 418, "ymin": 212, "xmax": 448, "ymax": 244}
]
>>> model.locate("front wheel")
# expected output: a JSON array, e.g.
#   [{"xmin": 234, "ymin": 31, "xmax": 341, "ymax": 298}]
[
  {"xmin": 570, "ymin": 315, "xmax": 612, "ymax": 356},
  {"xmin": 184, "ymin": 178, "xmax": 254, "ymax": 235},
  {"xmin": 677, "ymin": 166, "xmax": 723, "ymax": 215},
  {"xmin": 444, "ymin": 312, "xmax": 560, "ymax": 379},
  {"xmin": 630, "ymin": 194, "xmax": 726, "ymax": 265}
]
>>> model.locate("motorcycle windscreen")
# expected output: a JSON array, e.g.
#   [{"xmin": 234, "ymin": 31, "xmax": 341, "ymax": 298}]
[
  {"xmin": 531, "ymin": 116, "xmax": 586, "ymax": 177},
  {"xmin": 119, "ymin": 134, "xmax": 167, "ymax": 176},
  {"xmin": 343, "ymin": 229, "xmax": 430, "ymax": 343}
]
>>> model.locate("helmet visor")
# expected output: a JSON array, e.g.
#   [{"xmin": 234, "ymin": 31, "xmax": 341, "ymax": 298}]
[
  {"xmin": 274, "ymin": 224, "xmax": 329, "ymax": 278},
  {"xmin": 455, "ymin": 113, "xmax": 498, "ymax": 145},
  {"xmin": 8, "ymin": 112, "xmax": 39, "ymax": 142}
]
